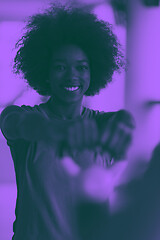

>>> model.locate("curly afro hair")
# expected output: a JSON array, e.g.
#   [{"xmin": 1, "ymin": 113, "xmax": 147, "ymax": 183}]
[{"xmin": 13, "ymin": 3, "xmax": 126, "ymax": 97}]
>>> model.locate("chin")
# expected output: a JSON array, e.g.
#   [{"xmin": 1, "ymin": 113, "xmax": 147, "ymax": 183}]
[
  {"xmin": 62, "ymin": 97, "xmax": 82, "ymax": 104},
  {"xmin": 59, "ymin": 94, "xmax": 84, "ymax": 103}
]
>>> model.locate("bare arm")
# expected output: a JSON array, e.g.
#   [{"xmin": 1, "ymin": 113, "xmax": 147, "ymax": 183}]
[{"xmin": 0, "ymin": 105, "xmax": 66, "ymax": 144}]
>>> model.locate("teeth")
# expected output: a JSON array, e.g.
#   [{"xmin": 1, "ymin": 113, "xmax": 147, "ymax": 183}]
[{"xmin": 64, "ymin": 86, "xmax": 79, "ymax": 91}]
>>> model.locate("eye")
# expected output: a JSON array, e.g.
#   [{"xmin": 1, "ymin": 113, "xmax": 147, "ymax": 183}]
[
  {"xmin": 53, "ymin": 65, "xmax": 66, "ymax": 72},
  {"xmin": 77, "ymin": 65, "xmax": 89, "ymax": 71}
]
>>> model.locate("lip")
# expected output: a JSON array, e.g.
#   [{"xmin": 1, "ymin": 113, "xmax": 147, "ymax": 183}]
[
  {"xmin": 61, "ymin": 85, "xmax": 82, "ymax": 93},
  {"xmin": 61, "ymin": 84, "xmax": 81, "ymax": 88},
  {"xmin": 64, "ymin": 86, "xmax": 81, "ymax": 91}
]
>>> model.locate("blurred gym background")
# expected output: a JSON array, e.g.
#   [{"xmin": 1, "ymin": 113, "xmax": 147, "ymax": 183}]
[{"xmin": 0, "ymin": 0, "xmax": 160, "ymax": 239}]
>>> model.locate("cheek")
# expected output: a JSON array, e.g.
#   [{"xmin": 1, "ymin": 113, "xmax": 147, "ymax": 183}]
[
  {"xmin": 49, "ymin": 72, "xmax": 65, "ymax": 87},
  {"xmin": 50, "ymin": 71, "xmax": 64, "ymax": 79},
  {"xmin": 86, "ymin": 79, "xmax": 90, "ymax": 88},
  {"xmin": 85, "ymin": 73, "xmax": 91, "ymax": 87}
]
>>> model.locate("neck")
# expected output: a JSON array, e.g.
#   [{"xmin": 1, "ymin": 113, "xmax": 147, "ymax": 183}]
[{"xmin": 48, "ymin": 97, "xmax": 83, "ymax": 120}]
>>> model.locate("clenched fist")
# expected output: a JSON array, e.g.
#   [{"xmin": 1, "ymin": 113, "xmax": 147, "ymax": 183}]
[
  {"xmin": 99, "ymin": 110, "xmax": 135, "ymax": 160},
  {"xmin": 63, "ymin": 110, "xmax": 135, "ymax": 160},
  {"xmin": 66, "ymin": 118, "xmax": 99, "ymax": 151}
]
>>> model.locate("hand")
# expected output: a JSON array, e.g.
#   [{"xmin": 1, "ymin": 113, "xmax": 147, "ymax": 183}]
[
  {"xmin": 60, "ymin": 154, "xmax": 127, "ymax": 204},
  {"xmin": 65, "ymin": 118, "xmax": 99, "ymax": 152},
  {"xmin": 100, "ymin": 110, "xmax": 135, "ymax": 160},
  {"xmin": 80, "ymin": 160, "xmax": 128, "ymax": 203}
]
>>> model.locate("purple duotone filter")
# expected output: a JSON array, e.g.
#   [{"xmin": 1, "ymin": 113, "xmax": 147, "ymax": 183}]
[{"xmin": 0, "ymin": 1, "xmax": 160, "ymax": 240}]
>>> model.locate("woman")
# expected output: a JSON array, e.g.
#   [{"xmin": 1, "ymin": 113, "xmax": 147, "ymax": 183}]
[{"xmin": 0, "ymin": 4, "xmax": 134, "ymax": 240}]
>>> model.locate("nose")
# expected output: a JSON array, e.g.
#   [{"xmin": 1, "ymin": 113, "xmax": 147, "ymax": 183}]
[{"xmin": 66, "ymin": 66, "xmax": 79, "ymax": 80}]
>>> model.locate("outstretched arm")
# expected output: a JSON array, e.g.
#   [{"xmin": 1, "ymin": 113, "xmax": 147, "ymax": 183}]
[{"xmin": 0, "ymin": 105, "xmax": 67, "ymax": 144}]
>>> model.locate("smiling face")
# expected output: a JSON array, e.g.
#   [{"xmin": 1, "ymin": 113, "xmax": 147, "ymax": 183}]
[{"xmin": 48, "ymin": 45, "xmax": 91, "ymax": 103}]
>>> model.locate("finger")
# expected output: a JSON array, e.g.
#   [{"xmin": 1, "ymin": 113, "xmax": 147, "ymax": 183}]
[
  {"xmin": 101, "ymin": 120, "xmax": 118, "ymax": 154},
  {"xmin": 104, "ymin": 122, "xmax": 131, "ymax": 159},
  {"xmin": 115, "ymin": 122, "xmax": 133, "ymax": 156},
  {"xmin": 101, "ymin": 151, "xmax": 112, "ymax": 168},
  {"xmin": 100, "ymin": 127, "xmax": 111, "ymax": 145},
  {"xmin": 100, "ymin": 114, "xmax": 117, "ymax": 145},
  {"xmin": 76, "ymin": 119, "xmax": 91, "ymax": 150},
  {"xmin": 67, "ymin": 119, "xmax": 98, "ymax": 151},
  {"xmin": 80, "ymin": 119, "xmax": 98, "ymax": 149},
  {"xmin": 115, "ymin": 133, "xmax": 133, "ymax": 160}
]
